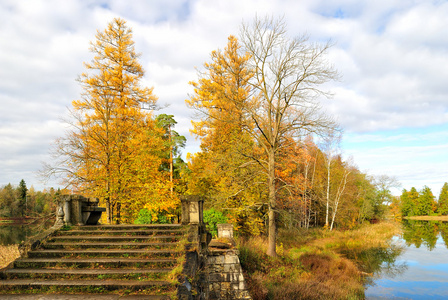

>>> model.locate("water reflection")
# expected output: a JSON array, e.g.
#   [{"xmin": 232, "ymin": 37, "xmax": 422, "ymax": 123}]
[
  {"xmin": 402, "ymin": 219, "xmax": 448, "ymax": 250},
  {"xmin": 366, "ymin": 220, "xmax": 448, "ymax": 299},
  {"xmin": 0, "ymin": 219, "xmax": 53, "ymax": 245},
  {"xmin": 341, "ymin": 241, "xmax": 407, "ymax": 286}
]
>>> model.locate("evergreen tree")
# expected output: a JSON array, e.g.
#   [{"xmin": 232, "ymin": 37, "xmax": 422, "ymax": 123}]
[
  {"xmin": 155, "ymin": 114, "xmax": 187, "ymax": 195},
  {"xmin": 17, "ymin": 179, "xmax": 27, "ymax": 217},
  {"xmin": 409, "ymin": 187, "xmax": 419, "ymax": 216},
  {"xmin": 401, "ymin": 189, "xmax": 413, "ymax": 217},
  {"xmin": 416, "ymin": 186, "xmax": 435, "ymax": 216},
  {"xmin": 438, "ymin": 182, "xmax": 448, "ymax": 215}
]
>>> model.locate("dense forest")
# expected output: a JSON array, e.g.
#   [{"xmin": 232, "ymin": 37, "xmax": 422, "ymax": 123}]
[{"xmin": 0, "ymin": 180, "xmax": 58, "ymax": 218}]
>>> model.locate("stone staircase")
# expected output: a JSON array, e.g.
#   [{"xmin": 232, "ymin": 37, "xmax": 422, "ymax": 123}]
[{"xmin": 0, "ymin": 224, "xmax": 186, "ymax": 299}]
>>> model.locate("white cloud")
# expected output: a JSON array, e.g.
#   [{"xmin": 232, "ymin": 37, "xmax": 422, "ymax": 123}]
[{"xmin": 1, "ymin": 0, "xmax": 448, "ymax": 193}]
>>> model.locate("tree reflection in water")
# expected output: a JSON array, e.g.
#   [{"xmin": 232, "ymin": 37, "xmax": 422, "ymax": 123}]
[
  {"xmin": 340, "ymin": 233, "xmax": 407, "ymax": 286},
  {"xmin": 401, "ymin": 219, "xmax": 448, "ymax": 250},
  {"xmin": 0, "ymin": 218, "xmax": 53, "ymax": 245}
]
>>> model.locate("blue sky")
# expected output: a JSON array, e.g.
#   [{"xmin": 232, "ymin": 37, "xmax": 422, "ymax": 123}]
[{"xmin": 1, "ymin": 0, "xmax": 448, "ymax": 196}]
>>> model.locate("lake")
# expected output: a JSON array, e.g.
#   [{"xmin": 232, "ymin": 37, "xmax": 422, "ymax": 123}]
[
  {"xmin": 0, "ymin": 218, "xmax": 54, "ymax": 245},
  {"xmin": 366, "ymin": 220, "xmax": 448, "ymax": 300}
]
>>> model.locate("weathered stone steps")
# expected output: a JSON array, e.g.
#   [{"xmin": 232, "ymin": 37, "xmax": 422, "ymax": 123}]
[
  {"xmin": 56, "ymin": 229, "xmax": 184, "ymax": 236},
  {"xmin": 80, "ymin": 224, "xmax": 182, "ymax": 230},
  {"xmin": 49, "ymin": 235, "xmax": 180, "ymax": 242},
  {"xmin": 27, "ymin": 249, "xmax": 178, "ymax": 258},
  {"xmin": 3, "ymin": 268, "xmax": 172, "ymax": 280},
  {"xmin": 4, "ymin": 268, "xmax": 171, "ymax": 275},
  {"xmin": 0, "ymin": 224, "xmax": 184, "ymax": 297},
  {"xmin": 0, "ymin": 295, "xmax": 171, "ymax": 299},
  {"xmin": 43, "ymin": 242, "xmax": 177, "ymax": 250},
  {"xmin": 0, "ymin": 278, "xmax": 173, "ymax": 290},
  {"xmin": 14, "ymin": 257, "xmax": 177, "ymax": 269}
]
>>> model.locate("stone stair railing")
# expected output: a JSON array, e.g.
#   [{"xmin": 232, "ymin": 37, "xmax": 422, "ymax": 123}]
[
  {"xmin": 0, "ymin": 194, "xmax": 252, "ymax": 299},
  {"xmin": 0, "ymin": 223, "xmax": 184, "ymax": 298}
]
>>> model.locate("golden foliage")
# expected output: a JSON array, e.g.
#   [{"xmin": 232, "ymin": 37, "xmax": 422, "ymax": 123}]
[
  {"xmin": 51, "ymin": 18, "xmax": 175, "ymax": 223},
  {"xmin": 186, "ymin": 36, "xmax": 266, "ymax": 235}
]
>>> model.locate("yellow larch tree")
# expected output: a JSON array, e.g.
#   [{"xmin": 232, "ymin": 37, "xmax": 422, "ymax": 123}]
[
  {"xmin": 186, "ymin": 36, "xmax": 266, "ymax": 235},
  {"xmin": 44, "ymin": 18, "xmax": 173, "ymax": 223}
]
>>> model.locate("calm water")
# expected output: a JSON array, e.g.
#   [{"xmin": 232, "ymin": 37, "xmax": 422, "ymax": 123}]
[
  {"xmin": 0, "ymin": 219, "xmax": 54, "ymax": 245},
  {"xmin": 366, "ymin": 220, "xmax": 448, "ymax": 300}
]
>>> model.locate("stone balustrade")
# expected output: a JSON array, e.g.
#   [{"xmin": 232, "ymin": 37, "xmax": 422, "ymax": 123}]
[{"xmin": 55, "ymin": 194, "xmax": 106, "ymax": 226}]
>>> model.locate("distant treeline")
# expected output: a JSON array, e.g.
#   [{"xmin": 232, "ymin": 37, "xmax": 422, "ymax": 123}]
[
  {"xmin": 398, "ymin": 183, "xmax": 448, "ymax": 217},
  {"xmin": 0, "ymin": 180, "xmax": 59, "ymax": 218}
]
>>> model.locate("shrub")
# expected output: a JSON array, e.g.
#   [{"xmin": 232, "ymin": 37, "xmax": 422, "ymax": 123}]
[
  {"xmin": 134, "ymin": 208, "xmax": 172, "ymax": 224},
  {"xmin": 203, "ymin": 208, "xmax": 228, "ymax": 237}
]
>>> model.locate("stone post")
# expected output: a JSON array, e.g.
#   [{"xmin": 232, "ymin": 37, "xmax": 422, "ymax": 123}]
[
  {"xmin": 61, "ymin": 195, "xmax": 71, "ymax": 226},
  {"xmin": 217, "ymin": 223, "xmax": 234, "ymax": 238},
  {"xmin": 180, "ymin": 195, "xmax": 204, "ymax": 225},
  {"xmin": 54, "ymin": 204, "xmax": 65, "ymax": 227},
  {"xmin": 70, "ymin": 195, "xmax": 84, "ymax": 226}
]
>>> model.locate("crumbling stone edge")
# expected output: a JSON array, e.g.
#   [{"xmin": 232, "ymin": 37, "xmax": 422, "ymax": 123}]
[{"xmin": 0, "ymin": 224, "xmax": 63, "ymax": 279}]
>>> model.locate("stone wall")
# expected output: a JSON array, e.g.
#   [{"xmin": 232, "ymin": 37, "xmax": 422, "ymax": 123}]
[
  {"xmin": 177, "ymin": 199, "xmax": 252, "ymax": 300},
  {"xmin": 207, "ymin": 249, "xmax": 252, "ymax": 300}
]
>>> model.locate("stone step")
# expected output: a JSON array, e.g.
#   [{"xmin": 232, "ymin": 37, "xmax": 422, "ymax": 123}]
[
  {"xmin": 0, "ymin": 279, "xmax": 173, "ymax": 292},
  {"xmin": 77, "ymin": 224, "xmax": 182, "ymax": 231},
  {"xmin": 5, "ymin": 268, "xmax": 172, "ymax": 275},
  {"xmin": 56, "ymin": 229, "xmax": 185, "ymax": 236},
  {"xmin": 43, "ymin": 242, "xmax": 177, "ymax": 250},
  {"xmin": 28, "ymin": 249, "xmax": 178, "ymax": 258},
  {"xmin": 49, "ymin": 235, "xmax": 180, "ymax": 242},
  {"xmin": 0, "ymin": 294, "xmax": 171, "ymax": 300},
  {"xmin": 14, "ymin": 257, "xmax": 177, "ymax": 269},
  {"xmin": 3, "ymin": 268, "xmax": 173, "ymax": 280}
]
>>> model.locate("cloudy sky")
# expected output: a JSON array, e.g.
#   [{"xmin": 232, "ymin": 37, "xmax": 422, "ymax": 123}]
[{"xmin": 1, "ymin": 0, "xmax": 448, "ymax": 196}]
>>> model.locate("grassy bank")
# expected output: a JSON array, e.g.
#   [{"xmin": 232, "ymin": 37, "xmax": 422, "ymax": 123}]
[
  {"xmin": 238, "ymin": 222, "xmax": 401, "ymax": 300},
  {"xmin": 0, "ymin": 244, "xmax": 20, "ymax": 269}
]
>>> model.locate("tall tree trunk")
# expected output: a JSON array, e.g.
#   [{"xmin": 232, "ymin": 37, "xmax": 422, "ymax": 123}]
[
  {"xmin": 106, "ymin": 197, "xmax": 111, "ymax": 224},
  {"xmin": 330, "ymin": 170, "xmax": 350, "ymax": 230},
  {"xmin": 325, "ymin": 159, "xmax": 331, "ymax": 228},
  {"xmin": 169, "ymin": 125, "xmax": 173, "ymax": 197},
  {"xmin": 116, "ymin": 202, "xmax": 121, "ymax": 225},
  {"xmin": 303, "ymin": 162, "xmax": 309, "ymax": 228},
  {"xmin": 267, "ymin": 147, "xmax": 277, "ymax": 257}
]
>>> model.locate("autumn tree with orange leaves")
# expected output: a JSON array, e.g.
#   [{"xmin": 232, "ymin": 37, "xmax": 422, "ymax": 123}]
[{"xmin": 43, "ymin": 18, "xmax": 176, "ymax": 223}]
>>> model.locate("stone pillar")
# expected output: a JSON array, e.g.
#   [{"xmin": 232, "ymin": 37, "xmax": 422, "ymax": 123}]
[
  {"xmin": 217, "ymin": 224, "xmax": 234, "ymax": 238},
  {"xmin": 181, "ymin": 195, "xmax": 204, "ymax": 225},
  {"xmin": 54, "ymin": 204, "xmax": 65, "ymax": 227},
  {"xmin": 70, "ymin": 195, "xmax": 84, "ymax": 226},
  {"xmin": 61, "ymin": 195, "xmax": 71, "ymax": 226}
]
